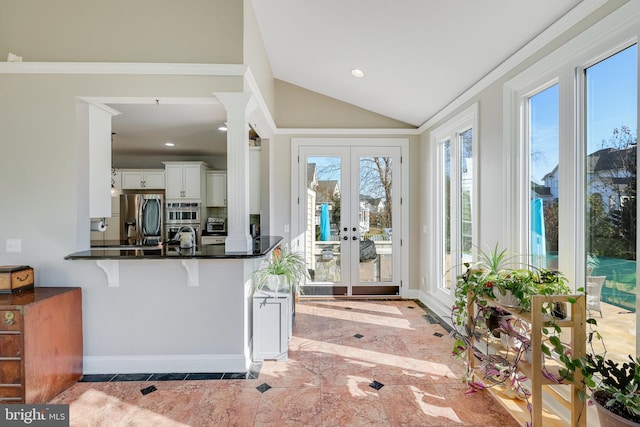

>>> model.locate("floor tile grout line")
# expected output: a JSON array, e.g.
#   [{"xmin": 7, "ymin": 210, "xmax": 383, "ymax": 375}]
[{"xmin": 51, "ymin": 299, "xmax": 517, "ymax": 426}]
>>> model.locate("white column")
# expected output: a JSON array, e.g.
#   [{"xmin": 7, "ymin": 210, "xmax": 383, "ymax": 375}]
[{"xmin": 216, "ymin": 93, "xmax": 257, "ymax": 253}]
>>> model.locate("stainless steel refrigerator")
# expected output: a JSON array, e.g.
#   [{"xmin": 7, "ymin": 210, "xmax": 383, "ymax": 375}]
[{"xmin": 120, "ymin": 191, "xmax": 164, "ymax": 242}]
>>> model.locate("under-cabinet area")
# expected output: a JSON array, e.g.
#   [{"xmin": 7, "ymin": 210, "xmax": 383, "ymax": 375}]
[{"xmin": 461, "ymin": 294, "xmax": 586, "ymax": 427}]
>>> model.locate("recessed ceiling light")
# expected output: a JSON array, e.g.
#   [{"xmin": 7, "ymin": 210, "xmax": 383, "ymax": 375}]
[
  {"xmin": 218, "ymin": 126, "xmax": 228, "ymax": 131},
  {"xmin": 164, "ymin": 142, "xmax": 175, "ymax": 147},
  {"xmin": 351, "ymin": 68, "xmax": 365, "ymax": 78}
]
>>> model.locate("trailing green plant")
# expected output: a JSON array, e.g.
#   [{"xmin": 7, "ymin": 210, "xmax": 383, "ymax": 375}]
[
  {"xmin": 450, "ymin": 244, "xmax": 575, "ymax": 427},
  {"xmin": 252, "ymin": 246, "xmax": 310, "ymax": 293},
  {"xmin": 452, "ymin": 244, "xmax": 570, "ymax": 325},
  {"xmin": 450, "ymin": 303, "xmax": 535, "ymax": 426},
  {"xmin": 452, "ymin": 244, "xmax": 518, "ymax": 325},
  {"xmin": 547, "ymin": 305, "xmax": 640, "ymax": 424}
]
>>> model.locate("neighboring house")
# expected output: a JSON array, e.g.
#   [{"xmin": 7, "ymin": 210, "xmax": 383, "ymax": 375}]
[
  {"xmin": 531, "ymin": 181, "xmax": 554, "ymax": 203},
  {"xmin": 360, "ymin": 195, "xmax": 385, "ymax": 213},
  {"xmin": 359, "ymin": 195, "xmax": 385, "ymax": 234},
  {"xmin": 307, "ymin": 163, "xmax": 318, "ymax": 192},
  {"xmin": 542, "ymin": 147, "xmax": 635, "ymax": 211},
  {"xmin": 587, "ymin": 147, "xmax": 635, "ymax": 212},
  {"xmin": 316, "ymin": 180, "xmax": 340, "ymax": 204},
  {"xmin": 539, "ymin": 165, "xmax": 559, "ymax": 203}
]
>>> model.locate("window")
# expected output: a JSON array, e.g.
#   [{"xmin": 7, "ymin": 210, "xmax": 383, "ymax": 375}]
[
  {"xmin": 528, "ymin": 84, "xmax": 559, "ymax": 270},
  {"xmin": 584, "ymin": 45, "xmax": 637, "ymax": 363},
  {"xmin": 505, "ymin": 3, "xmax": 638, "ymax": 369},
  {"xmin": 432, "ymin": 104, "xmax": 477, "ymax": 293}
]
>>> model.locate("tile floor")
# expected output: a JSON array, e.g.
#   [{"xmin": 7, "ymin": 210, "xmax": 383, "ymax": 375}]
[{"xmin": 50, "ymin": 299, "xmax": 519, "ymax": 426}]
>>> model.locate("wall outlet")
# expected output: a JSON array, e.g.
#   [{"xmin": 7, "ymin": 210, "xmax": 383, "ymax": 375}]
[
  {"xmin": 6, "ymin": 239, "xmax": 22, "ymax": 253},
  {"xmin": 284, "ymin": 224, "xmax": 290, "ymax": 233}
]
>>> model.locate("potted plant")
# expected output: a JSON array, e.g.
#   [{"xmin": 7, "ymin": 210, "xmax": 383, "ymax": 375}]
[
  {"xmin": 452, "ymin": 244, "xmax": 570, "ymax": 325},
  {"xmin": 450, "ymin": 244, "xmax": 574, "ymax": 426},
  {"xmin": 252, "ymin": 245, "xmax": 310, "ymax": 295},
  {"xmin": 550, "ymin": 313, "xmax": 640, "ymax": 426},
  {"xmin": 452, "ymin": 244, "xmax": 516, "ymax": 326},
  {"xmin": 251, "ymin": 245, "xmax": 310, "ymax": 361},
  {"xmin": 585, "ymin": 354, "xmax": 640, "ymax": 426},
  {"xmin": 527, "ymin": 281, "xmax": 640, "ymax": 426}
]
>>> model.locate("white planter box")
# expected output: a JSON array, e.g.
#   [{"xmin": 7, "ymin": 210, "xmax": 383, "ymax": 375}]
[{"xmin": 252, "ymin": 290, "xmax": 291, "ymax": 361}]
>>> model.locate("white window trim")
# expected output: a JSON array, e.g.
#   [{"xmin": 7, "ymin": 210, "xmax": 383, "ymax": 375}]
[{"xmin": 428, "ymin": 103, "xmax": 478, "ymax": 309}]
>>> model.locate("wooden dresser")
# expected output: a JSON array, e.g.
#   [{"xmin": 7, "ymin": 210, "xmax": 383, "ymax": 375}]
[{"xmin": 0, "ymin": 287, "xmax": 82, "ymax": 403}]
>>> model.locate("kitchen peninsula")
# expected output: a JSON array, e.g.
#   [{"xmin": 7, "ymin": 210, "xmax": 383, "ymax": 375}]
[{"xmin": 64, "ymin": 237, "xmax": 282, "ymax": 375}]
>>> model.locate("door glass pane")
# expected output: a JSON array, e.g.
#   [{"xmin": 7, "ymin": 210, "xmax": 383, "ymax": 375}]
[
  {"xmin": 585, "ymin": 44, "xmax": 637, "ymax": 362},
  {"xmin": 529, "ymin": 84, "xmax": 559, "ymax": 270},
  {"xmin": 443, "ymin": 139, "xmax": 452, "ymax": 291},
  {"xmin": 306, "ymin": 156, "xmax": 342, "ymax": 286},
  {"xmin": 358, "ymin": 156, "xmax": 393, "ymax": 283}
]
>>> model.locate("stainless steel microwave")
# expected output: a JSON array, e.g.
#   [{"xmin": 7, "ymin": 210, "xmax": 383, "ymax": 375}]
[{"xmin": 166, "ymin": 202, "xmax": 200, "ymax": 224}]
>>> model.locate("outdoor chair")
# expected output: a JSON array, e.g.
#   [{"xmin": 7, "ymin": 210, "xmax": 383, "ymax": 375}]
[{"xmin": 586, "ymin": 275, "xmax": 606, "ymax": 317}]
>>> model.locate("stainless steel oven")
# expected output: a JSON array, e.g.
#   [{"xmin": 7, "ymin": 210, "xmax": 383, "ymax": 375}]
[
  {"xmin": 165, "ymin": 202, "xmax": 201, "ymax": 246},
  {"xmin": 165, "ymin": 225, "xmax": 201, "ymax": 246},
  {"xmin": 166, "ymin": 202, "xmax": 200, "ymax": 225}
]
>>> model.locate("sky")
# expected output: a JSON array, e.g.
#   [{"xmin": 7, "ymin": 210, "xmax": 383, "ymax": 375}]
[{"xmin": 530, "ymin": 43, "xmax": 637, "ymax": 184}]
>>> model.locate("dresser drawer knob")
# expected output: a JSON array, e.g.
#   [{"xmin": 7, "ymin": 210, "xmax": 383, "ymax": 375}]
[{"xmin": 4, "ymin": 311, "xmax": 15, "ymax": 325}]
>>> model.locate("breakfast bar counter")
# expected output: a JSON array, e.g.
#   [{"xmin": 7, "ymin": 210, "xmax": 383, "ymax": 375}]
[
  {"xmin": 62, "ymin": 236, "xmax": 283, "ymax": 376},
  {"xmin": 65, "ymin": 236, "xmax": 282, "ymax": 260}
]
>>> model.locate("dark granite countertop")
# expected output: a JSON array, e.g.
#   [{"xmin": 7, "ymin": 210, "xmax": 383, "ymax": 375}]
[{"xmin": 65, "ymin": 236, "xmax": 283, "ymax": 260}]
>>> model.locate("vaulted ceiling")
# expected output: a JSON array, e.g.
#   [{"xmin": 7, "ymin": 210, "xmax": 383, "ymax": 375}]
[
  {"xmin": 251, "ymin": 0, "xmax": 583, "ymax": 126},
  {"xmin": 112, "ymin": 1, "xmax": 584, "ymax": 162}
]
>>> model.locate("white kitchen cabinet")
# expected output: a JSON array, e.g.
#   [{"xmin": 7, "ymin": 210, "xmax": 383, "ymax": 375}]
[
  {"xmin": 121, "ymin": 170, "xmax": 164, "ymax": 190},
  {"xmin": 206, "ymin": 171, "xmax": 227, "ymax": 207},
  {"xmin": 164, "ymin": 162, "xmax": 207, "ymax": 200},
  {"xmin": 249, "ymin": 147, "xmax": 261, "ymax": 214}
]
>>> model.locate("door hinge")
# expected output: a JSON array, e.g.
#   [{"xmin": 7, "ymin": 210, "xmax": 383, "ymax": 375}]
[
  {"xmin": 400, "ymin": 238, "xmax": 403, "ymax": 246},
  {"xmin": 298, "ymin": 155, "xmax": 300, "ymax": 163},
  {"xmin": 401, "ymin": 156, "xmax": 403, "ymax": 164},
  {"xmin": 297, "ymin": 197, "xmax": 300, "ymax": 205},
  {"xmin": 400, "ymin": 197, "xmax": 403, "ymax": 205}
]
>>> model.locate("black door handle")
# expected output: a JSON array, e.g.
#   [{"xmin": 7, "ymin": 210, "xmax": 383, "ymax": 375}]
[
  {"xmin": 342, "ymin": 236, "xmax": 348, "ymax": 241},
  {"xmin": 352, "ymin": 236, "xmax": 357, "ymax": 241}
]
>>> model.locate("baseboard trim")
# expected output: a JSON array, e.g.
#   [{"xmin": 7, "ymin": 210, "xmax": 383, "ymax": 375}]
[{"xmin": 83, "ymin": 354, "xmax": 250, "ymax": 375}]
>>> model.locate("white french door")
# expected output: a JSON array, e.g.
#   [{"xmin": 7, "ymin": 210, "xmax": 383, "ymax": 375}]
[{"xmin": 296, "ymin": 144, "xmax": 402, "ymax": 296}]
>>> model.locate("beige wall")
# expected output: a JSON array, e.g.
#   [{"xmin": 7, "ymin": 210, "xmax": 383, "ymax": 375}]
[
  {"xmin": 244, "ymin": 0, "xmax": 275, "ymax": 117},
  {"xmin": 0, "ymin": 0, "xmax": 243, "ymax": 63},
  {"xmin": 275, "ymin": 80, "xmax": 415, "ymax": 129}
]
